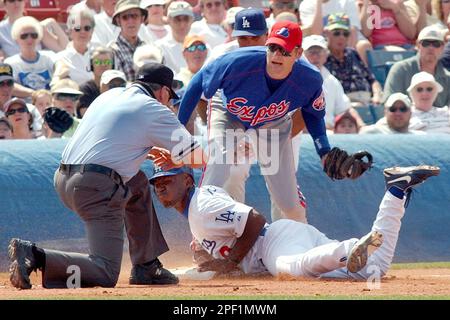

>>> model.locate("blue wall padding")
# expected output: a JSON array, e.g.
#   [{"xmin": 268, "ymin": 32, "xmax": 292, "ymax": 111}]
[{"xmin": 0, "ymin": 135, "xmax": 449, "ymax": 271}]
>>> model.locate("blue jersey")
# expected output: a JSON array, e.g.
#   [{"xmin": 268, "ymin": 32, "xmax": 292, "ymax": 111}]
[{"xmin": 178, "ymin": 46, "xmax": 330, "ymax": 157}]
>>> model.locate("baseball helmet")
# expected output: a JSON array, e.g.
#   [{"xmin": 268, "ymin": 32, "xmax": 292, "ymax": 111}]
[{"xmin": 149, "ymin": 166, "xmax": 193, "ymax": 184}]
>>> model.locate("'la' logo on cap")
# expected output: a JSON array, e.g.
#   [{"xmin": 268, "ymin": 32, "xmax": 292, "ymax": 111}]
[
  {"xmin": 276, "ymin": 27, "xmax": 289, "ymax": 38},
  {"xmin": 242, "ymin": 16, "xmax": 250, "ymax": 28}
]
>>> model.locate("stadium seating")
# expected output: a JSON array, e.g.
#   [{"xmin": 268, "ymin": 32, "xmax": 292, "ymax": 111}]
[{"xmin": 367, "ymin": 50, "xmax": 417, "ymax": 87}]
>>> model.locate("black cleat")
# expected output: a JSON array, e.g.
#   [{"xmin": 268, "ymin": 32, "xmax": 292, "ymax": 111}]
[
  {"xmin": 383, "ymin": 165, "xmax": 440, "ymax": 191},
  {"xmin": 8, "ymin": 238, "xmax": 37, "ymax": 289},
  {"xmin": 129, "ymin": 259, "xmax": 179, "ymax": 285}
]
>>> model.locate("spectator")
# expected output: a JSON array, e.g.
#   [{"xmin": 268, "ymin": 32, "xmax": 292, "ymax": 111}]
[
  {"xmin": 141, "ymin": 0, "xmax": 170, "ymax": 41},
  {"xmin": 302, "ymin": 34, "xmax": 363, "ymax": 129},
  {"xmin": 274, "ymin": 11, "xmax": 300, "ymax": 24},
  {"xmin": 72, "ymin": 0, "xmax": 103, "ymax": 15},
  {"xmin": 0, "ymin": 117, "xmax": 13, "ymax": 139},
  {"xmin": 156, "ymin": 1, "xmax": 195, "ymax": 74},
  {"xmin": 4, "ymin": 16, "xmax": 55, "ymax": 92},
  {"xmin": 189, "ymin": 0, "xmax": 227, "ymax": 49},
  {"xmin": 324, "ymin": 13, "xmax": 383, "ymax": 106},
  {"xmin": 0, "ymin": 63, "xmax": 43, "ymax": 135},
  {"xmin": 109, "ymin": 0, "xmax": 148, "ymax": 81},
  {"xmin": 360, "ymin": 92, "xmax": 422, "ymax": 134},
  {"xmin": 333, "ymin": 110, "xmax": 359, "ymax": 134},
  {"xmin": 133, "ymin": 44, "xmax": 164, "ymax": 70},
  {"xmin": 53, "ymin": 8, "xmax": 96, "ymax": 85},
  {"xmin": 300, "ymin": 0, "xmax": 361, "ymax": 47},
  {"xmin": 403, "ymin": 0, "xmax": 435, "ymax": 36},
  {"xmin": 0, "ymin": 0, "xmax": 68, "ymax": 59},
  {"xmin": 100, "ymin": 69, "xmax": 127, "ymax": 93},
  {"xmin": 92, "ymin": 0, "xmax": 153, "ymax": 46},
  {"xmin": 383, "ymin": 25, "xmax": 450, "ymax": 108},
  {"xmin": 176, "ymin": 35, "xmax": 208, "ymax": 87},
  {"xmin": 407, "ymin": 71, "xmax": 450, "ymax": 133},
  {"xmin": 51, "ymin": 79, "xmax": 84, "ymax": 138},
  {"xmin": 222, "ymin": 6, "xmax": 244, "ymax": 42},
  {"xmin": 266, "ymin": 0, "xmax": 299, "ymax": 29},
  {"xmin": 431, "ymin": 0, "xmax": 450, "ymax": 29},
  {"xmin": 359, "ymin": 0, "xmax": 416, "ymax": 51},
  {"xmin": 31, "ymin": 89, "xmax": 52, "ymax": 116},
  {"xmin": 79, "ymin": 47, "xmax": 115, "ymax": 115},
  {"xmin": 3, "ymin": 97, "xmax": 35, "ymax": 139}
]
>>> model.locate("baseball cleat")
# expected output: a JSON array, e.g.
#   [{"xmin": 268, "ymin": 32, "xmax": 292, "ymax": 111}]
[
  {"xmin": 347, "ymin": 231, "xmax": 383, "ymax": 273},
  {"xmin": 383, "ymin": 165, "xmax": 440, "ymax": 191},
  {"xmin": 129, "ymin": 258, "xmax": 179, "ymax": 285},
  {"xmin": 8, "ymin": 238, "xmax": 37, "ymax": 289}
]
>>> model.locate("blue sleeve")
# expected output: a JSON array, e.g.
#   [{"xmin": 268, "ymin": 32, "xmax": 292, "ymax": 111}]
[
  {"xmin": 177, "ymin": 71, "xmax": 204, "ymax": 125},
  {"xmin": 302, "ymin": 110, "xmax": 331, "ymax": 158},
  {"xmin": 178, "ymin": 58, "xmax": 227, "ymax": 125}
]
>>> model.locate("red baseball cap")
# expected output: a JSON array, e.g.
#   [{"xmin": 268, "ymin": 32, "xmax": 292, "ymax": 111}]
[{"xmin": 266, "ymin": 21, "xmax": 303, "ymax": 53}]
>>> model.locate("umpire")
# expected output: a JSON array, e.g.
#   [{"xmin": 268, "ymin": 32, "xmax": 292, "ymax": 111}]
[{"xmin": 8, "ymin": 63, "xmax": 204, "ymax": 289}]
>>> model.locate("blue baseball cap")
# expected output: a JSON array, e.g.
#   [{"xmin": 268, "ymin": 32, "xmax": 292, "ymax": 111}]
[
  {"xmin": 149, "ymin": 166, "xmax": 194, "ymax": 184},
  {"xmin": 232, "ymin": 8, "xmax": 267, "ymax": 37}
]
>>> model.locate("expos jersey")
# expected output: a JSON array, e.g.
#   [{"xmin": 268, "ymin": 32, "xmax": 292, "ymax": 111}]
[
  {"xmin": 178, "ymin": 46, "xmax": 325, "ymax": 129},
  {"xmin": 184, "ymin": 186, "xmax": 267, "ymax": 274}
]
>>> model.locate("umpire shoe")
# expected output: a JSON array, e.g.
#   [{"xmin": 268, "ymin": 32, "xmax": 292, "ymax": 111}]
[
  {"xmin": 8, "ymin": 238, "xmax": 37, "ymax": 289},
  {"xmin": 347, "ymin": 231, "xmax": 383, "ymax": 273},
  {"xmin": 384, "ymin": 165, "xmax": 440, "ymax": 191},
  {"xmin": 129, "ymin": 258, "xmax": 179, "ymax": 285}
]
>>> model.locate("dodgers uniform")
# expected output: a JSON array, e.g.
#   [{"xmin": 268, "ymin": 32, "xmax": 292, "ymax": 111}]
[
  {"xmin": 185, "ymin": 185, "xmax": 406, "ymax": 279},
  {"xmin": 178, "ymin": 47, "xmax": 330, "ymax": 223}
]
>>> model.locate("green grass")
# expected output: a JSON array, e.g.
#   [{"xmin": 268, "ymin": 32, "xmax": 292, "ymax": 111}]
[{"xmin": 390, "ymin": 261, "xmax": 450, "ymax": 270}]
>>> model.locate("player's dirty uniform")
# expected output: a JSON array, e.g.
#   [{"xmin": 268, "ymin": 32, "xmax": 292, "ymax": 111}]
[
  {"xmin": 181, "ymin": 184, "xmax": 411, "ymax": 279},
  {"xmin": 178, "ymin": 46, "xmax": 330, "ymax": 223}
]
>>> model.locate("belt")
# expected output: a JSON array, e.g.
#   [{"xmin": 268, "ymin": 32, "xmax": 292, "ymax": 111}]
[{"xmin": 59, "ymin": 163, "xmax": 124, "ymax": 186}]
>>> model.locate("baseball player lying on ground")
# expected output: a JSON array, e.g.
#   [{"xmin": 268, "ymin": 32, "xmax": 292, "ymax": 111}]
[{"xmin": 149, "ymin": 165, "xmax": 440, "ymax": 279}]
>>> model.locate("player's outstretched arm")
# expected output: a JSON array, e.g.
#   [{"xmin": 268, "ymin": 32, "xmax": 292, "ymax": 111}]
[
  {"xmin": 198, "ymin": 209, "xmax": 266, "ymax": 275},
  {"xmin": 177, "ymin": 72, "xmax": 204, "ymax": 126}
]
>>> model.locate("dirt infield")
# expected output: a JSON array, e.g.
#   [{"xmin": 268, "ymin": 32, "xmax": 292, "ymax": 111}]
[{"xmin": 1, "ymin": 263, "xmax": 449, "ymax": 299}]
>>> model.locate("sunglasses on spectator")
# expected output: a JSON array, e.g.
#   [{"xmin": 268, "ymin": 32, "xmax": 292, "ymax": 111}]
[
  {"xmin": 204, "ymin": 1, "xmax": 222, "ymax": 9},
  {"xmin": 173, "ymin": 15, "xmax": 191, "ymax": 23},
  {"xmin": 442, "ymin": 0, "xmax": 450, "ymax": 4},
  {"xmin": 108, "ymin": 81, "xmax": 126, "ymax": 89},
  {"xmin": 73, "ymin": 25, "xmax": 93, "ymax": 32},
  {"xmin": 120, "ymin": 12, "xmax": 142, "ymax": 20},
  {"xmin": 186, "ymin": 44, "xmax": 207, "ymax": 52},
  {"xmin": 5, "ymin": 0, "xmax": 23, "ymax": 3},
  {"xmin": 267, "ymin": 44, "xmax": 293, "ymax": 57},
  {"xmin": 416, "ymin": 86, "xmax": 434, "ymax": 93},
  {"xmin": 54, "ymin": 93, "xmax": 80, "ymax": 101},
  {"xmin": 273, "ymin": 2, "xmax": 296, "ymax": 10},
  {"xmin": 20, "ymin": 32, "xmax": 38, "ymax": 40},
  {"xmin": 93, "ymin": 58, "xmax": 113, "ymax": 66},
  {"xmin": 420, "ymin": 40, "xmax": 443, "ymax": 48},
  {"xmin": 388, "ymin": 105, "xmax": 408, "ymax": 113},
  {"xmin": 0, "ymin": 80, "xmax": 14, "ymax": 87},
  {"xmin": 149, "ymin": 4, "xmax": 164, "ymax": 7},
  {"xmin": 5, "ymin": 107, "xmax": 27, "ymax": 116},
  {"xmin": 332, "ymin": 30, "xmax": 350, "ymax": 37}
]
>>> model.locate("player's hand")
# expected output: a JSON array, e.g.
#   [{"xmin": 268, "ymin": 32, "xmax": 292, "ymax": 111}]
[
  {"xmin": 198, "ymin": 258, "xmax": 239, "ymax": 275},
  {"xmin": 147, "ymin": 147, "xmax": 182, "ymax": 171}
]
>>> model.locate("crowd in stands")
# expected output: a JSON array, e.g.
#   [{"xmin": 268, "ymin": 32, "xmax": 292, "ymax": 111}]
[{"xmin": 0, "ymin": 0, "xmax": 449, "ymax": 142}]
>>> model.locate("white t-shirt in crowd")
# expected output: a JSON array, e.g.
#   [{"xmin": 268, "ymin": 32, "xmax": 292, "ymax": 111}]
[
  {"xmin": 55, "ymin": 42, "xmax": 94, "ymax": 84},
  {"xmin": 189, "ymin": 18, "xmax": 228, "ymax": 49},
  {"xmin": 155, "ymin": 32, "xmax": 186, "ymax": 74},
  {"xmin": 409, "ymin": 106, "xmax": 450, "ymax": 133},
  {"xmin": 4, "ymin": 51, "xmax": 55, "ymax": 90},
  {"xmin": 320, "ymin": 66, "xmax": 351, "ymax": 127},
  {"xmin": 300, "ymin": 0, "xmax": 361, "ymax": 30}
]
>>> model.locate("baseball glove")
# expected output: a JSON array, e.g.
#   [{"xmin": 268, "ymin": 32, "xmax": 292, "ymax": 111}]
[
  {"xmin": 323, "ymin": 147, "xmax": 373, "ymax": 180},
  {"xmin": 44, "ymin": 107, "xmax": 74, "ymax": 134}
]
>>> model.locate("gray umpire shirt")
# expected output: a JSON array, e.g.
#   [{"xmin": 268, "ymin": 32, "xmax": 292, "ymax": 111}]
[{"xmin": 62, "ymin": 84, "xmax": 199, "ymax": 182}]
